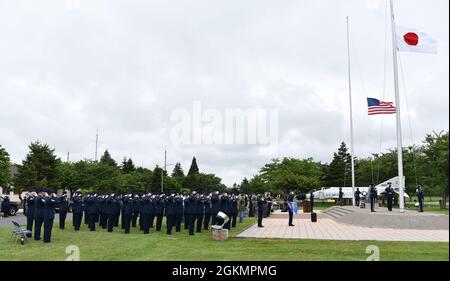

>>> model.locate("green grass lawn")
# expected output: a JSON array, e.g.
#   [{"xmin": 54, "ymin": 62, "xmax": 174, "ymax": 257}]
[
  {"xmin": 0, "ymin": 219, "xmax": 448, "ymax": 261},
  {"xmin": 405, "ymin": 205, "xmax": 449, "ymax": 215}
]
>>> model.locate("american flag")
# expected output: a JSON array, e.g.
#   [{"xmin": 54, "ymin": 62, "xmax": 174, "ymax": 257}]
[{"xmin": 367, "ymin": 98, "xmax": 397, "ymax": 115}]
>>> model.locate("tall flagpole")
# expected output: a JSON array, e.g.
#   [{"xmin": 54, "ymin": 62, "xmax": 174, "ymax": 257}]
[
  {"xmin": 390, "ymin": 0, "xmax": 405, "ymax": 213},
  {"xmin": 347, "ymin": 17, "xmax": 356, "ymax": 206},
  {"xmin": 95, "ymin": 128, "xmax": 99, "ymax": 161}
]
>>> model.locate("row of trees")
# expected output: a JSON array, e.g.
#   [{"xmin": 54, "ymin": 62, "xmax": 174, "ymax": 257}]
[
  {"xmin": 233, "ymin": 131, "xmax": 448, "ymax": 200},
  {"xmin": 0, "ymin": 142, "xmax": 226, "ymax": 198},
  {"xmin": 0, "ymin": 131, "xmax": 448, "ymax": 201}
]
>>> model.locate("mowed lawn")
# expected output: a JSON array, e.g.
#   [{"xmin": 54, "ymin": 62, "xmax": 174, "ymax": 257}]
[{"xmin": 0, "ymin": 218, "xmax": 448, "ymax": 261}]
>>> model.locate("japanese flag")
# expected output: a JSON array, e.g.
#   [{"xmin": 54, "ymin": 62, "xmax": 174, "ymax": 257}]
[{"xmin": 396, "ymin": 26, "xmax": 437, "ymax": 54}]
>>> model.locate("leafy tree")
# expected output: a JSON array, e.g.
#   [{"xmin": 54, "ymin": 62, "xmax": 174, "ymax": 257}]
[
  {"xmin": 121, "ymin": 157, "xmax": 136, "ymax": 173},
  {"xmin": 100, "ymin": 149, "xmax": 117, "ymax": 167},
  {"xmin": 89, "ymin": 162, "xmax": 121, "ymax": 193},
  {"xmin": 183, "ymin": 173, "xmax": 226, "ymax": 193},
  {"xmin": 247, "ymin": 175, "xmax": 267, "ymax": 195},
  {"xmin": 13, "ymin": 142, "xmax": 60, "ymax": 195},
  {"xmin": 249, "ymin": 157, "xmax": 323, "ymax": 196},
  {"xmin": 239, "ymin": 178, "xmax": 251, "ymax": 194},
  {"xmin": 187, "ymin": 157, "xmax": 199, "ymax": 175},
  {"xmin": 56, "ymin": 160, "xmax": 96, "ymax": 197},
  {"xmin": 324, "ymin": 142, "xmax": 352, "ymax": 187},
  {"xmin": 151, "ymin": 165, "xmax": 167, "ymax": 192},
  {"xmin": 0, "ymin": 145, "xmax": 11, "ymax": 190},
  {"xmin": 171, "ymin": 163, "xmax": 185, "ymax": 180},
  {"xmin": 421, "ymin": 131, "xmax": 449, "ymax": 205}
]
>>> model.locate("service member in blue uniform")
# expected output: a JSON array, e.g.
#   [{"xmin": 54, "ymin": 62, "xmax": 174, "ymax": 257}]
[
  {"xmin": 385, "ymin": 183, "xmax": 395, "ymax": 212},
  {"xmin": 140, "ymin": 193, "xmax": 152, "ymax": 234},
  {"xmin": 369, "ymin": 184, "xmax": 377, "ymax": 212},
  {"xmin": 25, "ymin": 190, "xmax": 37, "ymax": 237},
  {"xmin": 72, "ymin": 191, "xmax": 84, "ymax": 231},
  {"xmin": 34, "ymin": 191, "xmax": 45, "ymax": 240},
  {"xmin": 131, "ymin": 194, "xmax": 140, "ymax": 228},
  {"xmin": 287, "ymin": 192, "xmax": 295, "ymax": 227},
  {"xmin": 210, "ymin": 191, "xmax": 220, "ymax": 226},
  {"xmin": 1, "ymin": 195, "xmax": 10, "ymax": 217},
  {"xmin": 257, "ymin": 194, "xmax": 266, "ymax": 228},
  {"xmin": 203, "ymin": 194, "xmax": 211, "ymax": 230},
  {"xmin": 123, "ymin": 194, "xmax": 134, "ymax": 234},
  {"xmin": 230, "ymin": 195, "xmax": 238, "ymax": 228},
  {"xmin": 265, "ymin": 193, "xmax": 273, "ymax": 218},
  {"xmin": 338, "ymin": 188, "xmax": 344, "ymax": 206},
  {"xmin": 196, "ymin": 194, "xmax": 205, "ymax": 233},
  {"xmin": 43, "ymin": 189, "xmax": 57, "ymax": 243},
  {"xmin": 113, "ymin": 194, "xmax": 121, "ymax": 227},
  {"xmin": 98, "ymin": 195, "xmax": 108, "ymax": 229},
  {"xmin": 416, "ymin": 185, "xmax": 425, "ymax": 213},
  {"xmin": 219, "ymin": 193, "xmax": 229, "ymax": 229},
  {"xmin": 86, "ymin": 194, "xmax": 98, "ymax": 231},
  {"xmin": 105, "ymin": 194, "xmax": 116, "ymax": 233},
  {"xmin": 354, "ymin": 188, "xmax": 361, "ymax": 207},
  {"xmin": 58, "ymin": 192, "xmax": 69, "ymax": 229},
  {"xmin": 165, "ymin": 194, "xmax": 176, "ymax": 235},
  {"xmin": 183, "ymin": 193, "xmax": 190, "ymax": 230},
  {"xmin": 154, "ymin": 194, "xmax": 165, "ymax": 231},
  {"xmin": 188, "ymin": 192, "xmax": 198, "ymax": 235},
  {"xmin": 174, "ymin": 194, "xmax": 184, "ymax": 232}
]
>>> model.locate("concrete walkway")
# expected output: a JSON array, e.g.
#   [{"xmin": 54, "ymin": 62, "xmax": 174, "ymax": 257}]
[{"xmin": 236, "ymin": 216, "xmax": 449, "ymax": 242}]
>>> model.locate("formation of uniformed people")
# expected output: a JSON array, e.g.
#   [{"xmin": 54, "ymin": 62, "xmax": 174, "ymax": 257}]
[
  {"xmin": 22, "ymin": 189, "xmax": 275, "ymax": 242},
  {"xmin": 22, "ymin": 188, "xmax": 62, "ymax": 243},
  {"xmin": 352, "ymin": 183, "xmax": 426, "ymax": 213}
]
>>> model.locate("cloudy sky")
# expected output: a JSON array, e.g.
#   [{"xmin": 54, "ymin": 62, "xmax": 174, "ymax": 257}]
[{"xmin": 0, "ymin": 0, "xmax": 448, "ymax": 186}]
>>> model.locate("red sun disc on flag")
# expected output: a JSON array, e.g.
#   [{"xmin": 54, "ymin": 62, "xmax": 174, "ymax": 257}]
[{"xmin": 404, "ymin": 32, "xmax": 419, "ymax": 46}]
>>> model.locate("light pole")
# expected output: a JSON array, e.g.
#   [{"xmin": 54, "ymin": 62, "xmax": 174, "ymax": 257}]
[{"xmin": 160, "ymin": 148, "xmax": 174, "ymax": 193}]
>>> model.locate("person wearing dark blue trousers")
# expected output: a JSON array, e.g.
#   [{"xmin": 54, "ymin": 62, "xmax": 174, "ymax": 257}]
[
  {"xmin": 58, "ymin": 192, "xmax": 69, "ymax": 229},
  {"xmin": 385, "ymin": 184, "xmax": 395, "ymax": 212},
  {"xmin": 165, "ymin": 195, "xmax": 176, "ymax": 235},
  {"xmin": 231, "ymin": 195, "xmax": 238, "ymax": 228},
  {"xmin": 72, "ymin": 192, "xmax": 84, "ymax": 231},
  {"xmin": 416, "ymin": 185, "xmax": 425, "ymax": 213},
  {"xmin": 43, "ymin": 190, "xmax": 56, "ymax": 243},
  {"xmin": 155, "ymin": 195, "xmax": 165, "ymax": 231},
  {"xmin": 140, "ymin": 194, "xmax": 153, "ymax": 234},
  {"xmin": 105, "ymin": 195, "xmax": 116, "ymax": 233},
  {"xmin": 287, "ymin": 192, "xmax": 295, "ymax": 227},
  {"xmin": 25, "ymin": 191, "xmax": 37, "ymax": 237},
  {"xmin": 203, "ymin": 194, "xmax": 211, "ymax": 230},
  {"xmin": 369, "ymin": 184, "xmax": 378, "ymax": 212},
  {"xmin": 123, "ymin": 195, "xmax": 133, "ymax": 234},
  {"xmin": 183, "ymin": 194, "xmax": 191, "ymax": 230},
  {"xmin": 131, "ymin": 195, "xmax": 140, "ymax": 228},
  {"xmin": 257, "ymin": 194, "xmax": 266, "ymax": 228},
  {"xmin": 98, "ymin": 195, "xmax": 107, "ymax": 229},
  {"xmin": 219, "ymin": 193, "xmax": 229, "ymax": 229},
  {"xmin": 196, "ymin": 195, "xmax": 204, "ymax": 233},
  {"xmin": 354, "ymin": 188, "xmax": 361, "ymax": 207},
  {"xmin": 34, "ymin": 192, "xmax": 45, "ymax": 240},
  {"xmin": 175, "ymin": 195, "xmax": 184, "ymax": 232},
  {"xmin": 114, "ymin": 196, "xmax": 121, "ymax": 227},
  {"xmin": 188, "ymin": 192, "xmax": 198, "ymax": 235},
  {"xmin": 211, "ymin": 192, "xmax": 220, "ymax": 226},
  {"xmin": 85, "ymin": 194, "xmax": 98, "ymax": 231},
  {"xmin": 1, "ymin": 195, "xmax": 10, "ymax": 217}
]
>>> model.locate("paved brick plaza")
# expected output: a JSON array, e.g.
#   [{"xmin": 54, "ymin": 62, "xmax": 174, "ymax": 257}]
[{"xmin": 236, "ymin": 211, "xmax": 449, "ymax": 242}]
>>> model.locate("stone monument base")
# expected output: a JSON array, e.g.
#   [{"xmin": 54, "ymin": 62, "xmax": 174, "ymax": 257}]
[{"xmin": 212, "ymin": 229, "xmax": 229, "ymax": 241}]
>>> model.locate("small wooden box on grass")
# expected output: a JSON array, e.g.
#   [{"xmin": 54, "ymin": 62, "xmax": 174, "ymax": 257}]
[{"xmin": 212, "ymin": 228, "xmax": 228, "ymax": 241}]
